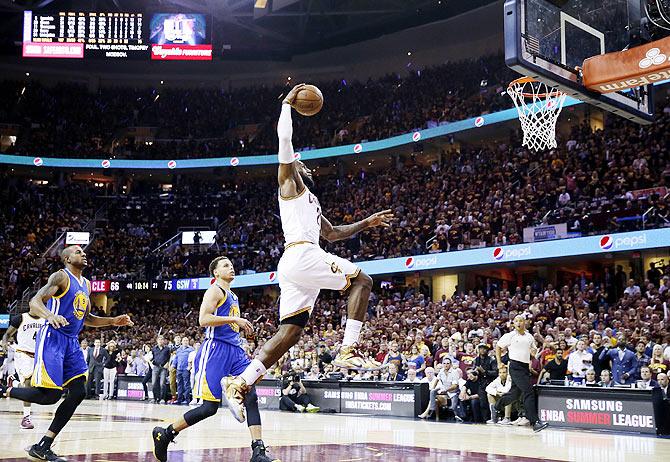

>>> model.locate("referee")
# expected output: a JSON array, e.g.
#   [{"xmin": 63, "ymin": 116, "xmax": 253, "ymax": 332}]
[{"xmin": 495, "ymin": 314, "xmax": 548, "ymax": 432}]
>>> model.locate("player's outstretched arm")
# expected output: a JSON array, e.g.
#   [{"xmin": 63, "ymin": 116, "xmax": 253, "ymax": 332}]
[
  {"xmin": 84, "ymin": 313, "xmax": 134, "ymax": 328},
  {"xmin": 198, "ymin": 286, "xmax": 253, "ymax": 335},
  {"xmin": 277, "ymin": 84, "xmax": 307, "ymax": 198},
  {"xmin": 320, "ymin": 209, "xmax": 394, "ymax": 242},
  {"xmin": 29, "ymin": 270, "xmax": 69, "ymax": 329}
]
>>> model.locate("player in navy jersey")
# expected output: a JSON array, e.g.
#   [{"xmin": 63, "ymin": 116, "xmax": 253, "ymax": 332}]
[
  {"xmin": 0, "ymin": 245, "xmax": 134, "ymax": 462},
  {"xmin": 151, "ymin": 256, "xmax": 279, "ymax": 462}
]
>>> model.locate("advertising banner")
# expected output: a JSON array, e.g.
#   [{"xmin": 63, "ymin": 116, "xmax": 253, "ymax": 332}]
[
  {"xmin": 100, "ymin": 228, "xmax": 670, "ymax": 291},
  {"xmin": 538, "ymin": 387, "xmax": 656, "ymax": 434},
  {"xmin": 523, "ymin": 223, "xmax": 568, "ymax": 243}
]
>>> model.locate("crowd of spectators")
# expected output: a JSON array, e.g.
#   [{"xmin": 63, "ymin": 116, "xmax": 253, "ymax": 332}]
[
  {"xmin": 0, "ymin": 54, "xmax": 514, "ymax": 159},
  {"xmin": 1, "ymin": 102, "xmax": 669, "ymax": 310}
]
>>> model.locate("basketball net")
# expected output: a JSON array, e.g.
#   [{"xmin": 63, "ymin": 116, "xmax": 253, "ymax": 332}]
[{"xmin": 507, "ymin": 77, "xmax": 566, "ymax": 151}]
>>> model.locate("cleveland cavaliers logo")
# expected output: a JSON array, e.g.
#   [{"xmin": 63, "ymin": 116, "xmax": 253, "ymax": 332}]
[{"xmin": 73, "ymin": 291, "xmax": 89, "ymax": 320}]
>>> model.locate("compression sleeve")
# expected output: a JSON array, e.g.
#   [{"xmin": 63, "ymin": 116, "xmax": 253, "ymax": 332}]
[{"xmin": 277, "ymin": 103, "xmax": 295, "ymax": 164}]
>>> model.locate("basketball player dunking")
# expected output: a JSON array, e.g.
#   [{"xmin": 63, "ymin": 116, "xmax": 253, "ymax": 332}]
[
  {"xmin": 151, "ymin": 256, "xmax": 279, "ymax": 462},
  {"xmin": 2, "ymin": 309, "xmax": 44, "ymax": 430},
  {"xmin": 222, "ymin": 84, "xmax": 394, "ymax": 423},
  {"xmin": 0, "ymin": 245, "xmax": 134, "ymax": 462}
]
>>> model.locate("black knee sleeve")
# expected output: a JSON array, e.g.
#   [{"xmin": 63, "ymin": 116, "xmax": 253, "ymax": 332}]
[
  {"xmin": 245, "ymin": 386, "xmax": 262, "ymax": 427},
  {"xmin": 183, "ymin": 400, "xmax": 219, "ymax": 426},
  {"xmin": 65, "ymin": 377, "xmax": 87, "ymax": 404},
  {"xmin": 9, "ymin": 386, "xmax": 62, "ymax": 405}
]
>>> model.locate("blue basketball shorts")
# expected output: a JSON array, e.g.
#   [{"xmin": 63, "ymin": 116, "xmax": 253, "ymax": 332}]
[
  {"xmin": 32, "ymin": 326, "xmax": 88, "ymax": 389},
  {"xmin": 192, "ymin": 339, "xmax": 250, "ymax": 402}
]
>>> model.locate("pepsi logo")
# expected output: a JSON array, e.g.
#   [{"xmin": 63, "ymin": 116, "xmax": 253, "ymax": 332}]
[
  {"xmin": 475, "ymin": 116, "xmax": 485, "ymax": 127},
  {"xmin": 600, "ymin": 235, "xmax": 613, "ymax": 250},
  {"xmin": 269, "ymin": 272, "xmax": 277, "ymax": 282},
  {"xmin": 293, "ymin": 152, "xmax": 301, "ymax": 160},
  {"xmin": 493, "ymin": 247, "xmax": 504, "ymax": 260},
  {"xmin": 353, "ymin": 144, "xmax": 363, "ymax": 154},
  {"xmin": 167, "ymin": 160, "xmax": 177, "ymax": 169},
  {"xmin": 405, "ymin": 257, "xmax": 415, "ymax": 269},
  {"xmin": 412, "ymin": 132, "xmax": 421, "ymax": 142},
  {"xmin": 230, "ymin": 157, "xmax": 239, "ymax": 166},
  {"xmin": 33, "ymin": 157, "xmax": 43, "ymax": 166},
  {"xmin": 210, "ymin": 277, "xmax": 216, "ymax": 285},
  {"xmin": 101, "ymin": 160, "xmax": 110, "ymax": 168}
]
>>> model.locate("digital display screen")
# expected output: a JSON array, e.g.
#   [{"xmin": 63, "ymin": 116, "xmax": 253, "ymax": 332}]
[
  {"xmin": 22, "ymin": 11, "xmax": 211, "ymax": 60},
  {"xmin": 149, "ymin": 13, "xmax": 212, "ymax": 60}
]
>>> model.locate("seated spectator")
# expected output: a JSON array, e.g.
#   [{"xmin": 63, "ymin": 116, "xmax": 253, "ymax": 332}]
[
  {"xmin": 404, "ymin": 368, "xmax": 420, "ymax": 383},
  {"xmin": 305, "ymin": 364, "xmax": 323, "ymax": 380},
  {"xmin": 540, "ymin": 347, "xmax": 568, "ymax": 383},
  {"xmin": 583, "ymin": 369, "xmax": 599, "ymax": 387},
  {"xmin": 382, "ymin": 363, "xmax": 405, "ymax": 382},
  {"xmin": 418, "ymin": 357, "xmax": 460, "ymax": 419},
  {"xmin": 599, "ymin": 369, "xmax": 615, "ymax": 388},
  {"xmin": 486, "ymin": 365, "xmax": 512, "ymax": 425},
  {"xmin": 636, "ymin": 366, "xmax": 659, "ymax": 390},
  {"xmin": 649, "ymin": 344, "xmax": 670, "ymax": 380},
  {"xmin": 457, "ymin": 369, "xmax": 482, "ymax": 423}
]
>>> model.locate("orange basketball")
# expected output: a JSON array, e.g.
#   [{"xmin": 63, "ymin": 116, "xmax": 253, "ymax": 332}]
[{"xmin": 292, "ymin": 84, "xmax": 323, "ymax": 116}]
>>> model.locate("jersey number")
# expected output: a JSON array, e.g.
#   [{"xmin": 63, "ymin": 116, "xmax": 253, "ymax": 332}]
[{"xmin": 230, "ymin": 304, "xmax": 240, "ymax": 332}]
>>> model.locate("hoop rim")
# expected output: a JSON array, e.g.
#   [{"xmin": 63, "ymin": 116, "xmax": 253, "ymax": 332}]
[{"xmin": 508, "ymin": 76, "xmax": 565, "ymax": 99}]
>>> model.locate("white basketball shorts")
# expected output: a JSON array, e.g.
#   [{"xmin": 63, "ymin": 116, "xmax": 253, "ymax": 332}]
[
  {"xmin": 15, "ymin": 350, "xmax": 35, "ymax": 382},
  {"xmin": 277, "ymin": 242, "xmax": 360, "ymax": 322}
]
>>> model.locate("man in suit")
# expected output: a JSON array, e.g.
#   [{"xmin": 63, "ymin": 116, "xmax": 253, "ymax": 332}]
[
  {"xmin": 599, "ymin": 369, "xmax": 615, "ymax": 388},
  {"xmin": 637, "ymin": 366, "xmax": 658, "ymax": 390},
  {"xmin": 653, "ymin": 373, "xmax": 669, "ymax": 435},
  {"xmin": 599, "ymin": 334, "xmax": 637, "ymax": 385},
  {"xmin": 86, "ymin": 339, "xmax": 109, "ymax": 398},
  {"xmin": 80, "ymin": 339, "xmax": 90, "ymax": 365}
]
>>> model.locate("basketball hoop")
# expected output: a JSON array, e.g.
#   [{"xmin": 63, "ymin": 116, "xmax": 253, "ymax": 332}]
[{"xmin": 507, "ymin": 77, "xmax": 567, "ymax": 151}]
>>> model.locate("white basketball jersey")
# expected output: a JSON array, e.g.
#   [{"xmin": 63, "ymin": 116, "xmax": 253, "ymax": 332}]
[
  {"xmin": 278, "ymin": 187, "xmax": 322, "ymax": 246},
  {"xmin": 15, "ymin": 313, "xmax": 44, "ymax": 353}
]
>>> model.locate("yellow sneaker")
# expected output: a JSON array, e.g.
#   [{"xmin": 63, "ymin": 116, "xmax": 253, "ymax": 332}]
[
  {"xmin": 221, "ymin": 376, "xmax": 250, "ymax": 423},
  {"xmin": 332, "ymin": 345, "xmax": 381, "ymax": 370}
]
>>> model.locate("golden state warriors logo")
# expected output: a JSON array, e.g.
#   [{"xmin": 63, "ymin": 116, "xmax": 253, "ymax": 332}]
[
  {"xmin": 230, "ymin": 304, "xmax": 240, "ymax": 332},
  {"xmin": 73, "ymin": 291, "xmax": 89, "ymax": 320}
]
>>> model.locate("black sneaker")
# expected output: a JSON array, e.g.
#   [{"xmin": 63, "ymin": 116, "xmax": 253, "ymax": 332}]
[
  {"xmin": 27, "ymin": 444, "xmax": 67, "ymax": 462},
  {"xmin": 152, "ymin": 427, "xmax": 174, "ymax": 462},
  {"xmin": 533, "ymin": 420, "xmax": 549, "ymax": 433},
  {"xmin": 250, "ymin": 440, "xmax": 281, "ymax": 462}
]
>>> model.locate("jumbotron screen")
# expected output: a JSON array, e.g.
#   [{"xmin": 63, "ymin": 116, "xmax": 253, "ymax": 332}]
[{"xmin": 22, "ymin": 11, "xmax": 212, "ymax": 60}]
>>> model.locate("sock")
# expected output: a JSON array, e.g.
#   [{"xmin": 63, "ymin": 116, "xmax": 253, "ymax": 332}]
[
  {"xmin": 342, "ymin": 319, "xmax": 363, "ymax": 346},
  {"xmin": 38, "ymin": 436, "xmax": 54, "ymax": 450},
  {"xmin": 23, "ymin": 406, "xmax": 31, "ymax": 418},
  {"xmin": 166, "ymin": 424, "xmax": 179, "ymax": 440},
  {"xmin": 240, "ymin": 359, "xmax": 267, "ymax": 386}
]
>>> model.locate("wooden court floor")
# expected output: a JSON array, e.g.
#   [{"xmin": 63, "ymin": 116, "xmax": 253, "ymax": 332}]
[{"xmin": 1, "ymin": 399, "xmax": 669, "ymax": 461}]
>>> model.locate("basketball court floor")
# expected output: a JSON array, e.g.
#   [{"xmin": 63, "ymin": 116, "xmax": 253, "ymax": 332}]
[{"xmin": 1, "ymin": 400, "xmax": 668, "ymax": 461}]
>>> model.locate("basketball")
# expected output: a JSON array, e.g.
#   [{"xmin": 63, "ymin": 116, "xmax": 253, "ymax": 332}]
[{"xmin": 292, "ymin": 84, "xmax": 323, "ymax": 116}]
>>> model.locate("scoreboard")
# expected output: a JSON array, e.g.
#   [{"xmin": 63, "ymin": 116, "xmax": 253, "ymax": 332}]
[
  {"xmin": 23, "ymin": 11, "xmax": 148, "ymax": 58},
  {"xmin": 22, "ymin": 11, "xmax": 212, "ymax": 60}
]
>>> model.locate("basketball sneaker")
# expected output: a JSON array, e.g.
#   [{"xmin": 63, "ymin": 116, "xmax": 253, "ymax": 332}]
[
  {"xmin": 152, "ymin": 427, "xmax": 175, "ymax": 462},
  {"xmin": 20, "ymin": 415, "xmax": 34, "ymax": 430},
  {"xmin": 222, "ymin": 376, "xmax": 250, "ymax": 423},
  {"xmin": 332, "ymin": 345, "xmax": 381, "ymax": 370},
  {"xmin": 306, "ymin": 404, "xmax": 320, "ymax": 413},
  {"xmin": 250, "ymin": 439, "xmax": 281, "ymax": 462},
  {"xmin": 27, "ymin": 444, "xmax": 67, "ymax": 462}
]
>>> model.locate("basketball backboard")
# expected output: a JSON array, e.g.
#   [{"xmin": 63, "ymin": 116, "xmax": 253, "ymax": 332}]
[{"xmin": 504, "ymin": 0, "xmax": 656, "ymax": 123}]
